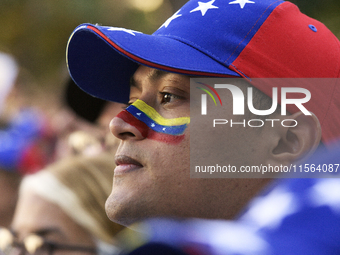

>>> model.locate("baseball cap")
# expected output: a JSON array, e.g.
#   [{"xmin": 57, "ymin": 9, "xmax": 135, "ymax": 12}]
[{"xmin": 67, "ymin": 0, "xmax": 340, "ymax": 144}]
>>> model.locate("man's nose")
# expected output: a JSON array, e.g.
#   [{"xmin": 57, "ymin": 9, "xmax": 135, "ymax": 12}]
[{"xmin": 109, "ymin": 113, "xmax": 146, "ymax": 141}]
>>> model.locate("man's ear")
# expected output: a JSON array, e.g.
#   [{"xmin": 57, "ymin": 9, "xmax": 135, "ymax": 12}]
[{"xmin": 270, "ymin": 111, "xmax": 321, "ymax": 165}]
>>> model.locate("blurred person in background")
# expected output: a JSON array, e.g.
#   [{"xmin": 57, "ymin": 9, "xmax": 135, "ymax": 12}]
[
  {"xmin": 51, "ymin": 77, "xmax": 124, "ymax": 160},
  {"xmin": 0, "ymin": 108, "xmax": 53, "ymax": 227},
  {"xmin": 0, "ymin": 51, "xmax": 122, "ymax": 229},
  {"xmin": 0, "ymin": 76, "xmax": 126, "ymax": 254},
  {"xmin": 0, "ymin": 51, "xmax": 22, "ymax": 228},
  {"xmin": 0, "ymin": 153, "xmax": 125, "ymax": 255},
  {"xmin": 0, "ymin": 52, "xmax": 55, "ymax": 227}
]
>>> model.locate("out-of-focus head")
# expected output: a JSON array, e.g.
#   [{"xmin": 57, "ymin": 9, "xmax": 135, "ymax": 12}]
[
  {"xmin": 51, "ymin": 78, "xmax": 124, "ymax": 160},
  {"xmin": 0, "ymin": 52, "xmax": 57, "ymax": 228},
  {"xmin": 64, "ymin": 77, "xmax": 108, "ymax": 124},
  {"xmin": 63, "ymin": 77, "xmax": 125, "ymax": 129},
  {"xmin": 9, "ymin": 153, "xmax": 124, "ymax": 255},
  {"xmin": 0, "ymin": 108, "xmax": 55, "ymax": 228}
]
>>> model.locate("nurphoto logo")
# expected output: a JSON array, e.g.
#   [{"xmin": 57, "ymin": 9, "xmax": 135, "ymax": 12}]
[
  {"xmin": 196, "ymin": 81, "xmax": 311, "ymax": 128},
  {"xmin": 198, "ymin": 82, "xmax": 311, "ymax": 116}
]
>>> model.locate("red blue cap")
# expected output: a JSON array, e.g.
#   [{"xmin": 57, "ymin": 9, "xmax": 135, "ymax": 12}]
[
  {"xmin": 66, "ymin": 0, "xmax": 340, "ymax": 144},
  {"xmin": 0, "ymin": 109, "xmax": 54, "ymax": 174}
]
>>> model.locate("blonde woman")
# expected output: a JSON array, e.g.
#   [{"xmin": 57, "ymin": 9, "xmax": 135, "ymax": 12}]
[{"xmin": 0, "ymin": 153, "xmax": 124, "ymax": 255}]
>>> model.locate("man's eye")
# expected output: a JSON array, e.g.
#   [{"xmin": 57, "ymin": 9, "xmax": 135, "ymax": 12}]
[
  {"xmin": 160, "ymin": 92, "xmax": 181, "ymax": 104},
  {"xmin": 126, "ymin": 98, "xmax": 137, "ymax": 108},
  {"xmin": 124, "ymin": 103, "xmax": 132, "ymax": 109}
]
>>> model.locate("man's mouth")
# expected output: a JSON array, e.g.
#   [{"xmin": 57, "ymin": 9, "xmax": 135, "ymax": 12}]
[{"xmin": 114, "ymin": 155, "xmax": 143, "ymax": 175}]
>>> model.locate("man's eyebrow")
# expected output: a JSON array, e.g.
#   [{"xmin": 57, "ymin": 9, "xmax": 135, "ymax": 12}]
[
  {"xmin": 148, "ymin": 69, "xmax": 169, "ymax": 81},
  {"xmin": 129, "ymin": 69, "xmax": 170, "ymax": 88}
]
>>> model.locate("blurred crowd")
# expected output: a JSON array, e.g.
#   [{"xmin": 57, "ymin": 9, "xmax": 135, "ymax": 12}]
[{"xmin": 0, "ymin": 52, "xmax": 126, "ymax": 255}]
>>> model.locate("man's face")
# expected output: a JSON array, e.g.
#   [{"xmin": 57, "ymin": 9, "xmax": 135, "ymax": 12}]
[{"xmin": 106, "ymin": 66, "xmax": 271, "ymax": 226}]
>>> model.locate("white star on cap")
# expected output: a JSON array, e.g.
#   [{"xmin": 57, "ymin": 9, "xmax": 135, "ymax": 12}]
[
  {"xmin": 151, "ymin": 123, "xmax": 155, "ymax": 127},
  {"xmin": 160, "ymin": 9, "xmax": 182, "ymax": 28},
  {"xmin": 240, "ymin": 187, "xmax": 297, "ymax": 229},
  {"xmin": 190, "ymin": 0, "xmax": 219, "ymax": 16},
  {"xmin": 107, "ymin": 27, "xmax": 141, "ymax": 36},
  {"xmin": 309, "ymin": 179, "xmax": 340, "ymax": 214},
  {"xmin": 229, "ymin": 0, "xmax": 255, "ymax": 9}
]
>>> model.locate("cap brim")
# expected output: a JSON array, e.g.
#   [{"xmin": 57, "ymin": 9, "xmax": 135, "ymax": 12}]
[{"xmin": 67, "ymin": 24, "xmax": 239, "ymax": 103}]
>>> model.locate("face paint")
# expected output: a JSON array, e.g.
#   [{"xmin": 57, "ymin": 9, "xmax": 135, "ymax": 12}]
[{"xmin": 116, "ymin": 100, "xmax": 190, "ymax": 144}]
